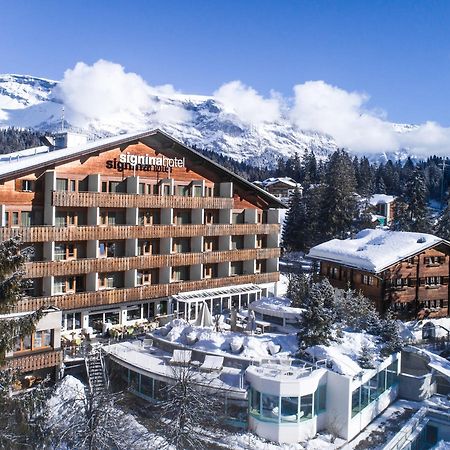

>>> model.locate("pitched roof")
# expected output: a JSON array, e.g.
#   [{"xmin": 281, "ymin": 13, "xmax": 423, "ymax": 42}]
[
  {"xmin": 0, "ymin": 129, "xmax": 286, "ymax": 209},
  {"xmin": 308, "ymin": 228, "xmax": 449, "ymax": 273}
]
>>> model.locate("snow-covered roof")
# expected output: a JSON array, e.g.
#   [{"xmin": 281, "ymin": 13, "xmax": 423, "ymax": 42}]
[
  {"xmin": 308, "ymin": 228, "xmax": 447, "ymax": 273},
  {"xmin": 255, "ymin": 177, "xmax": 298, "ymax": 188},
  {"xmin": 369, "ymin": 194, "xmax": 396, "ymax": 206}
]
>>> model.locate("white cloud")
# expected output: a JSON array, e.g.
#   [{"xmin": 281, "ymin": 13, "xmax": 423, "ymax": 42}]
[
  {"xmin": 213, "ymin": 81, "xmax": 282, "ymax": 125},
  {"xmin": 290, "ymin": 80, "xmax": 450, "ymax": 156},
  {"xmin": 56, "ymin": 60, "xmax": 190, "ymax": 127}
]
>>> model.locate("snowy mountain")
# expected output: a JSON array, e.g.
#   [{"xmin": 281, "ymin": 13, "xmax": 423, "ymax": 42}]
[{"xmin": 0, "ymin": 73, "xmax": 418, "ymax": 167}]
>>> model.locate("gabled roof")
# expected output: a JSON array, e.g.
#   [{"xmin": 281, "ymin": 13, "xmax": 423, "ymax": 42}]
[
  {"xmin": 369, "ymin": 194, "xmax": 396, "ymax": 206},
  {"xmin": 308, "ymin": 228, "xmax": 450, "ymax": 273},
  {"xmin": 0, "ymin": 129, "xmax": 286, "ymax": 209}
]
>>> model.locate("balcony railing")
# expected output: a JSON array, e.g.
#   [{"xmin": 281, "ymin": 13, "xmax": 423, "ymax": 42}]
[
  {"xmin": 3, "ymin": 349, "xmax": 62, "ymax": 372},
  {"xmin": 0, "ymin": 223, "xmax": 280, "ymax": 243},
  {"xmin": 25, "ymin": 247, "xmax": 281, "ymax": 278},
  {"xmin": 14, "ymin": 272, "xmax": 279, "ymax": 313},
  {"xmin": 52, "ymin": 191, "xmax": 234, "ymax": 209}
]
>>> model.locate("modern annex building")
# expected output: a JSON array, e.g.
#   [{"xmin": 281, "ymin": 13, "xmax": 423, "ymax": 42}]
[{"xmin": 0, "ymin": 129, "xmax": 284, "ymax": 372}]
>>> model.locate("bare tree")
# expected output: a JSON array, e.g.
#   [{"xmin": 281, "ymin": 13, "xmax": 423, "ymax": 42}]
[{"xmin": 150, "ymin": 363, "xmax": 226, "ymax": 450}]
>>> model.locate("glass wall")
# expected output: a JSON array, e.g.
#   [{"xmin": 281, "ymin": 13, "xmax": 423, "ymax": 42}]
[
  {"xmin": 351, "ymin": 360, "xmax": 398, "ymax": 418},
  {"xmin": 249, "ymin": 384, "xmax": 326, "ymax": 424}
]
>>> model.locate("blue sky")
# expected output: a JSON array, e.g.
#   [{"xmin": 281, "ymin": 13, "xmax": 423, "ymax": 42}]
[{"xmin": 1, "ymin": 0, "xmax": 449, "ymax": 125}]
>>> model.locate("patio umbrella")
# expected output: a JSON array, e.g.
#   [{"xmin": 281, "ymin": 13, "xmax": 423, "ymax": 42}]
[{"xmin": 195, "ymin": 301, "xmax": 214, "ymax": 328}]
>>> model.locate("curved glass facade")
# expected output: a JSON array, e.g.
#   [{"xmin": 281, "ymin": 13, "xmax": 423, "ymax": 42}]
[{"xmin": 249, "ymin": 384, "xmax": 326, "ymax": 424}]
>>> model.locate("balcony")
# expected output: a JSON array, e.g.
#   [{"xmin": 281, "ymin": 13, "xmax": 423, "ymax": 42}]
[
  {"xmin": 3, "ymin": 349, "xmax": 62, "ymax": 372},
  {"xmin": 25, "ymin": 247, "xmax": 281, "ymax": 278},
  {"xmin": 14, "ymin": 272, "xmax": 279, "ymax": 313},
  {"xmin": 52, "ymin": 191, "xmax": 234, "ymax": 209},
  {"xmin": 0, "ymin": 223, "xmax": 280, "ymax": 243}
]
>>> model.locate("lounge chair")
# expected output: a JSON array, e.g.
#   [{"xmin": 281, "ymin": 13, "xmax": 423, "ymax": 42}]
[
  {"xmin": 169, "ymin": 349, "xmax": 192, "ymax": 365},
  {"xmin": 199, "ymin": 355, "xmax": 224, "ymax": 372}
]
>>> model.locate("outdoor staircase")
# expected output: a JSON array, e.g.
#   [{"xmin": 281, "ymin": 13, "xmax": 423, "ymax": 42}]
[{"xmin": 85, "ymin": 348, "xmax": 108, "ymax": 395}]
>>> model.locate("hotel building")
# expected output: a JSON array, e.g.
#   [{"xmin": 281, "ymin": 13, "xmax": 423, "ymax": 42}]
[{"xmin": 0, "ymin": 129, "xmax": 283, "ymax": 371}]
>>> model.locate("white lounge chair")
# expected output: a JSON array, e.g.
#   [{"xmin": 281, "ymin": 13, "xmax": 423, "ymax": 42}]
[
  {"xmin": 169, "ymin": 349, "xmax": 192, "ymax": 365},
  {"xmin": 199, "ymin": 355, "xmax": 224, "ymax": 372}
]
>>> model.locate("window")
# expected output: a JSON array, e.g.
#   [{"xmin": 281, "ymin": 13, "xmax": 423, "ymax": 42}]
[
  {"xmin": 21, "ymin": 211, "xmax": 32, "ymax": 227},
  {"xmin": 203, "ymin": 237, "xmax": 217, "ymax": 252},
  {"xmin": 138, "ymin": 209, "xmax": 160, "ymax": 225},
  {"xmin": 425, "ymin": 276, "xmax": 442, "ymax": 286},
  {"xmin": 330, "ymin": 267, "xmax": 339, "ymax": 279},
  {"xmin": 299, "ymin": 394, "xmax": 313, "ymax": 421},
  {"xmin": 261, "ymin": 393, "xmax": 278, "ymax": 421},
  {"xmin": 256, "ymin": 235, "xmax": 265, "ymax": 249},
  {"xmin": 425, "ymin": 256, "xmax": 443, "ymax": 266},
  {"xmin": 14, "ymin": 330, "xmax": 52, "ymax": 353},
  {"xmin": 314, "ymin": 384, "xmax": 326, "ymax": 414},
  {"xmin": 203, "ymin": 264, "xmax": 217, "ymax": 279},
  {"xmin": 172, "ymin": 266, "xmax": 189, "ymax": 282},
  {"xmin": 98, "ymin": 241, "xmax": 117, "ymax": 258},
  {"xmin": 362, "ymin": 274, "xmax": 375, "ymax": 286},
  {"xmin": 98, "ymin": 273, "xmax": 117, "ymax": 289},
  {"xmin": 204, "ymin": 210, "xmax": 218, "ymax": 224},
  {"xmin": 56, "ymin": 178, "xmax": 68, "ymax": 191},
  {"xmin": 173, "ymin": 210, "xmax": 191, "ymax": 225},
  {"xmin": 172, "ymin": 238, "xmax": 190, "ymax": 253},
  {"xmin": 55, "ymin": 211, "xmax": 78, "ymax": 227},
  {"xmin": 54, "ymin": 276, "xmax": 77, "ymax": 294},
  {"xmin": 109, "ymin": 181, "xmax": 125, "ymax": 193},
  {"xmin": 205, "ymin": 186, "xmax": 213, "ymax": 197},
  {"xmin": 21, "ymin": 179, "xmax": 34, "ymax": 192},
  {"xmin": 55, "ymin": 243, "xmax": 76, "ymax": 261},
  {"xmin": 280, "ymin": 396, "xmax": 298, "ymax": 423},
  {"xmin": 193, "ymin": 185, "xmax": 203, "ymax": 197},
  {"xmin": 161, "ymin": 183, "xmax": 171, "ymax": 196},
  {"xmin": 137, "ymin": 270, "xmax": 158, "ymax": 286},
  {"xmin": 231, "ymin": 236, "xmax": 244, "ymax": 250},
  {"xmin": 255, "ymin": 260, "xmax": 266, "ymax": 274},
  {"xmin": 65, "ymin": 312, "xmax": 82, "ymax": 330},
  {"xmin": 232, "ymin": 211, "xmax": 244, "ymax": 224},
  {"xmin": 138, "ymin": 239, "xmax": 159, "ymax": 255},
  {"xmin": 230, "ymin": 261, "xmax": 243, "ymax": 276},
  {"xmin": 102, "ymin": 181, "xmax": 108, "ymax": 193},
  {"xmin": 176, "ymin": 185, "xmax": 190, "ymax": 196}
]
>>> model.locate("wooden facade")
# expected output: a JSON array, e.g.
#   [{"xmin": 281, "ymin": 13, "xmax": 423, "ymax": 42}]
[
  {"xmin": 0, "ymin": 130, "xmax": 283, "ymax": 373},
  {"xmin": 319, "ymin": 244, "xmax": 450, "ymax": 318}
]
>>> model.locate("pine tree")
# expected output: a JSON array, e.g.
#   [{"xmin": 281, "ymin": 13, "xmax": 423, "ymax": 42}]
[
  {"xmin": 435, "ymin": 200, "xmax": 450, "ymax": 240},
  {"xmin": 358, "ymin": 345, "xmax": 375, "ymax": 369},
  {"xmin": 287, "ymin": 273, "xmax": 310, "ymax": 308},
  {"xmin": 297, "ymin": 282, "xmax": 335, "ymax": 350},
  {"xmin": 282, "ymin": 187, "xmax": 303, "ymax": 251},
  {"xmin": 320, "ymin": 150, "xmax": 358, "ymax": 240},
  {"xmin": 0, "ymin": 237, "xmax": 43, "ymax": 364},
  {"xmin": 380, "ymin": 310, "xmax": 403, "ymax": 356},
  {"xmin": 404, "ymin": 167, "xmax": 430, "ymax": 232}
]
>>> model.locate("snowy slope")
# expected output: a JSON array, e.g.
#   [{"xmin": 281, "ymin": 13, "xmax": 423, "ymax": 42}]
[{"xmin": 0, "ymin": 73, "xmax": 423, "ymax": 167}]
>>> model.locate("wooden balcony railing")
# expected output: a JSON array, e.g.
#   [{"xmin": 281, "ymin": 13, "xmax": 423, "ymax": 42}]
[
  {"xmin": 14, "ymin": 272, "xmax": 279, "ymax": 313},
  {"xmin": 3, "ymin": 349, "xmax": 62, "ymax": 372},
  {"xmin": 0, "ymin": 223, "xmax": 280, "ymax": 243},
  {"xmin": 26, "ymin": 247, "xmax": 281, "ymax": 278},
  {"xmin": 52, "ymin": 191, "xmax": 234, "ymax": 209}
]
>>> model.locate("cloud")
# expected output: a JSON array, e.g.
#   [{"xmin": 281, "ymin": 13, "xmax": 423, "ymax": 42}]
[
  {"xmin": 290, "ymin": 80, "xmax": 450, "ymax": 156},
  {"xmin": 56, "ymin": 60, "xmax": 190, "ymax": 127},
  {"xmin": 213, "ymin": 81, "xmax": 282, "ymax": 125}
]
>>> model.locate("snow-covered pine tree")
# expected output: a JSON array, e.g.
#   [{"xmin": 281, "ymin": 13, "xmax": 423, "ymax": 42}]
[
  {"xmin": 380, "ymin": 309, "xmax": 404, "ymax": 356},
  {"xmin": 435, "ymin": 200, "xmax": 450, "ymax": 240},
  {"xmin": 404, "ymin": 166, "xmax": 431, "ymax": 232},
  {"xmin": 358, "ymin": 344, "xmax": 375, "ymax": 369},
  {"xmin": 297, "ymin": 282, "xmax": 335, "ymax": 350},
  {"xmin": 320, "ymin": 150, "xmax": 359, "ymax": 240},
  {"xmin": 0, "ymin": 237, "xmax": 43, "ymax": 365},
  {"xmin": 288, "ymin": 273, "xmax": 310, "ymax": 308}
]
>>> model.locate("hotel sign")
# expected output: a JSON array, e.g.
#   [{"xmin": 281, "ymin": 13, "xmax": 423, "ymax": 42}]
[{"xmin": 106, "ymin": 153, "xmax": 185, "ymax": 173}]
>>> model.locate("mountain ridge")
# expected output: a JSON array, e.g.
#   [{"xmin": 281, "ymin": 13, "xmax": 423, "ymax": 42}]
[{"xmin": 0, "ymin": 74, "xmax": 419, "ymax": 167}]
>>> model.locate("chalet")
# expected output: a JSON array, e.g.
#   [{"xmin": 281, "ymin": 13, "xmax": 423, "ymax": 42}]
[
  {"xmin": 369, "ymin": 194, "xmax": 396, "ymax": 226},
  {"xmin": 308, "ymin": 229, "xmax": 450, "ymax": 318},
  {"xmin": 254, "ymin": 177, "xmax": 300, "ymax": 201},
  {"xmin": 0, "ymin": 129, "xmax": 284, "ymax": 375}
]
